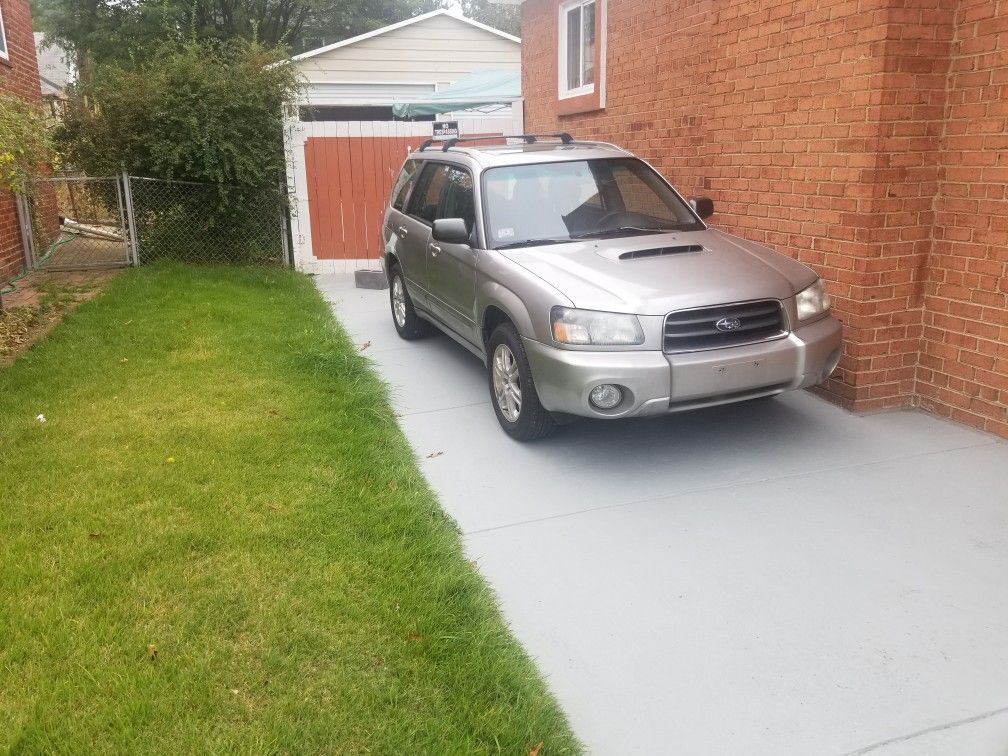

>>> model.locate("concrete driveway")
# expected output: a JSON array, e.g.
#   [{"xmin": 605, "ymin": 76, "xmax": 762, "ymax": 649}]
[{"xmin": 317, "ymin": 274, "xmax": 1008, "ymax": 756}]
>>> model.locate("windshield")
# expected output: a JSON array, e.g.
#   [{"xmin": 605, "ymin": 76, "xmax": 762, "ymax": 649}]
[{"xmin": 482, "ymin": 158, "xmax": 703, "ymax": 249}]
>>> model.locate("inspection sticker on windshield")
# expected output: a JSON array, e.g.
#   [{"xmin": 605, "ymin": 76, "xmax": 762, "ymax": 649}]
[{"xmin": 497, "ymin": 227, "xmax": 515, "ymax": 239}]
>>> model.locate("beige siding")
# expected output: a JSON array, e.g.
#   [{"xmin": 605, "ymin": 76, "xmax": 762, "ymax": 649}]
[{"xmin": 296, "ymin": 15, "xmax": 520, "ymax": 84}]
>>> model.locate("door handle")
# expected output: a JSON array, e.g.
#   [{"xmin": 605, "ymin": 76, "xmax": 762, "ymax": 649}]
[
  {"xmin": 397, "ymin": 226, "xmax": 408, "ymax": 238},
  {"xmin": 429, "ymin": 243, "xmax": 441, "ymax": 258}
]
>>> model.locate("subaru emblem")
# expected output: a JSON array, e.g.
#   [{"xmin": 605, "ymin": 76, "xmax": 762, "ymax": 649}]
[{"xmin": 715, "ymin": 317, "xmax": 742, "ymax": 332}]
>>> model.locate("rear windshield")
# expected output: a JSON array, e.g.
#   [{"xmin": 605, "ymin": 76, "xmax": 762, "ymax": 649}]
[{"xmin": 481, "ymin": 158, "xmax": 703, "ymax": 250}]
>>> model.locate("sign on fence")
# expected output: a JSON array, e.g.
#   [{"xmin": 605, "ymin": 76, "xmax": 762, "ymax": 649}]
[{"xmin": 432, "ymin": 121, "xmax": 460, "ymax": 139}]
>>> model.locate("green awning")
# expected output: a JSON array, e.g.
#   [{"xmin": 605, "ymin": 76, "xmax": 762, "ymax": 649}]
[{"xmin": 392, "ymin": 70, "xmax": 521, "ymax": 118}]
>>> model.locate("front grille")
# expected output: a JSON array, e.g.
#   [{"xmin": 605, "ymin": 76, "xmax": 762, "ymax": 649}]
[{"xmin": 663, "ymin": 299, "xmax": 787, "ymax": 353}]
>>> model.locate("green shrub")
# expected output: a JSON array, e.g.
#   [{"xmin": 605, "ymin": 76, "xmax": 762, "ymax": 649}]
[
  {"xmin": 0, "ymin": 94, "xmax": 55, "ymax": 195},
  {"xmin": 57, "ymin": 39, "xmax": 301, "ymax": 261}
]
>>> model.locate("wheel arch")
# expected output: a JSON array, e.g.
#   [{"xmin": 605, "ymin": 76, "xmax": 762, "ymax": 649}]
[
  {"xmin": 479, "ymin": 284, "xmax": 537, "ymax": 349},
  {"xmin": 384, "ymin": 251, "xmax": 400, "ymax": 283}
]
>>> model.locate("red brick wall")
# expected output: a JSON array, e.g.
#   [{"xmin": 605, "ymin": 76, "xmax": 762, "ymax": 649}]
[
  {"xmin": 522, "ymin": 0, "xmax": 1008, "ymax": 437},
  {"xmin": 0, "ymin": 0, "xmax": 45, "ymax": 284},
  {"xmin": 918, "ymin": 0, "xmax": 1008, "ymax": 436}
]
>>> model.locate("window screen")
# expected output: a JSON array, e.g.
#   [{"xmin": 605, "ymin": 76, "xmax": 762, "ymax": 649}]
[
  {"xmin": 563, "ymin": 1, "xmax": 595, "ymax": 92},
  {"xmin": 582, "ymin": 2, "xmax": 595, "ymax": 86},
  {"xmin": 565, "ymin": 6, "xmax": 582, "ymax": 91}
]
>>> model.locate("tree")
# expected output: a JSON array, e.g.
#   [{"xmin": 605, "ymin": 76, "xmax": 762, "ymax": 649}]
[
  {"xmin": 175, "ymin": 0, "xmax": 318, "ymax": 49},
  {"xmin": 292, "ymin": 0, "xmax": 440, "ymax": 53},
  {"xmin": 31, "ymin": 0, "xmax": 449, "ymax": 67},
  {"xmin": 30, "ymin": 0, "xmax": 182, "ymax": 85},
  {"xmin": 455, "ymin": 0, "xmax": 520, "ymax": 37},
  {"xmin": 58, "ymin": 39, "xmax": 300, "ymax": 187}
]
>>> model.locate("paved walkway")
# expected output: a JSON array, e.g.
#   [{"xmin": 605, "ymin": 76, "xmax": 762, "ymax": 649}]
[{"xmin": 317, "ymin": 273, "xmax": 1008, "ymax": 755}]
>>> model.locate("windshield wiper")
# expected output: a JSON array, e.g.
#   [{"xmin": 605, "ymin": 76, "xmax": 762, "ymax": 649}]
[
  {"xmin": 571, "ymin": 225, "xmax": 685, "ymax": 239},
  {"xmin": 494, "ymin": 237, "xmax": 573, "ymax": 250}
]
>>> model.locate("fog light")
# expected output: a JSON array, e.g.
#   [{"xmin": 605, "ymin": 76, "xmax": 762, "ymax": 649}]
[{"xmin": 589, "ymin": 384, "xmax": 623, "ymax": 410}]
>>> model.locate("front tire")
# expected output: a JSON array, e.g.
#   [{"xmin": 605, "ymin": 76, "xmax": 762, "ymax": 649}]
[
  {"xmin": 389, "ymin": 264, "xmax": 431, "ymax": 340},
  {"xmin": 487, "ymin": 323, "xmax": 557, "ymax": 441}
]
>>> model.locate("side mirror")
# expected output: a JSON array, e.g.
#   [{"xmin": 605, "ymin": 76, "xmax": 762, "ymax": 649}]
[
  {"xmin": 691, "ymin": 197, "xmax": 714, "ymax": 220},
  {"xmin": 432, "ymin": 218, "xmax": 471, "ymax": 245}
]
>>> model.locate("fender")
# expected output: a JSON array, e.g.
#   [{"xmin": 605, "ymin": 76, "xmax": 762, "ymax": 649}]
[
  {"xmin": 476, "ymin": 251, "xmax": 574, "ymax": 347},
  {"xmin": 479, "ymin": 281, "xmax": 536, "ymax": 339}
]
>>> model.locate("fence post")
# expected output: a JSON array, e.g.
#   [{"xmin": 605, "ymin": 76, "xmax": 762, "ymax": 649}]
[
  {"xmin": 14, "ymin": 193, "xmax": 37, "ymax": 271},
  {"xmin": 121, "ymin": 171, "xmax": 140, "ymax": 266},
  {"xmin": 278, "ymin": 180, "xmax": 292, "ymax": 267}
]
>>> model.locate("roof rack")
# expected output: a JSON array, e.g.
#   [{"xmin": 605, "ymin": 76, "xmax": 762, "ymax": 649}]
[{"xmin": 417, "ymin": 133, "xmax": 575, "ymax": 152}]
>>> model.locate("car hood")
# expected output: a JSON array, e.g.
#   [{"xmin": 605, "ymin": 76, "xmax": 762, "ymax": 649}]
[{"xmin": 497, "ymin": 229, "xmax": 819, "ymax": 315}]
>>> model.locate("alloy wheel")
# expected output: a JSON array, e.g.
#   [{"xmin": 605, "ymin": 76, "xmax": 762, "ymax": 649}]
[
  {"xmin": 492, "ymin": 343, "xmax": 522, "ymax": 422},
  {"xmin": 391, "ymin": 275, "xmax": 407, "ymax": 327}
]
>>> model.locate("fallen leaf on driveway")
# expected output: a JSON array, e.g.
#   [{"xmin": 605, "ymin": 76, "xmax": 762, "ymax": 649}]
[
  {"xmin": 359, "ymin": 341, "xmax": 371, "ymax": 351},
  {"xmin": 529, "ymin": 741, "xmax": 544, "ymax": 756},
  {"xmin": 426, "ymin": 451, "xmax": 444, "ymax": 459}
]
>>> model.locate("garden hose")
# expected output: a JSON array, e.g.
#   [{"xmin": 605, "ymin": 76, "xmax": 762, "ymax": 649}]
[{"xmin": 0, "ymin": 232, "xmax": 79, "ymax": 297}]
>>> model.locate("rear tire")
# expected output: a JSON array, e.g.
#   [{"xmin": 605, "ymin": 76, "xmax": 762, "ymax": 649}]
[
  {"xmin": 487, "ymin": 323, "xmax": 557, "ymax": 441},
  {"xmin": 389, "ymin": 264, "xmax": 431, "ymax": 340}
]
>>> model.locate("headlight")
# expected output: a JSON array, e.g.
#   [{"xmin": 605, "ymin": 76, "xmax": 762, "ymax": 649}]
[
  {"xmin": 796, "ymin": 279, "xmax": 831, "ymax": 321},
  {"xmin": 551, "ymin": 306, "xmax": 644, "ymax": 346}
]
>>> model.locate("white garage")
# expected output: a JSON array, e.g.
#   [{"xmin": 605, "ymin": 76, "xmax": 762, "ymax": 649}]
[{"xmin": 283, "ymin": 10, "xmax": 523, "ymax": 272}]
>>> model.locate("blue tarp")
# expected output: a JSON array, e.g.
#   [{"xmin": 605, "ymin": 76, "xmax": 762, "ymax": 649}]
[{"xmin": 392, "ymin": 70, "xmax": 521, "ymax": 118}]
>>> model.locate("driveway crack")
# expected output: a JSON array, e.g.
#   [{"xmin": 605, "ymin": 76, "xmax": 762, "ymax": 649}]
[{"xmin": 839, "ymin": 704, "xmax": 1008, "ymax": 755}]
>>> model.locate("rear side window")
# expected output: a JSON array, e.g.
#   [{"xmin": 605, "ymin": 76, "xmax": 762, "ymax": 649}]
[
  {"xmin": 391, "ymin": 160, "xmax": 420, "ymax": 211},
  {"xmin": 407, "ymin": 163, "xmax": 449, "ymax": 224}
]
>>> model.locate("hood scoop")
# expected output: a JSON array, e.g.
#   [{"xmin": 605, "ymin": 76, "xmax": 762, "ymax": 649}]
[{"xmin": 618, "ymin": 244, "xmax": 704, "ymax": 260}]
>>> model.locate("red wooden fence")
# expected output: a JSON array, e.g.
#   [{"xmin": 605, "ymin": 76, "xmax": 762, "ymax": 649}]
[{"xmin": 304, "ymin": 134, "xmax": 427, "ymax": 260}]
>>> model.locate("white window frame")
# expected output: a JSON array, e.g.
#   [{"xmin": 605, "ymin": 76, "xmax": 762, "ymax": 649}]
[
  {"xmin": 558, "ymin": 0, "xmax": 596, "ymax": 100},
  {"xmin": 0, "ymin": 5, "xmax": 9, "ymax": 63}
]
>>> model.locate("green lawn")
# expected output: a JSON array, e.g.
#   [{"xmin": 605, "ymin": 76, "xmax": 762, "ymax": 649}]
[{"xmin": 0, "ymin": 265, "xmax": 578, "ymax": 754}]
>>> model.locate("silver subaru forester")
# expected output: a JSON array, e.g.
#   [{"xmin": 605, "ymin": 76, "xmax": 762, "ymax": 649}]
[{"xmin": 382, "ymin": 134, "xmax": 842, "ymax": 440}]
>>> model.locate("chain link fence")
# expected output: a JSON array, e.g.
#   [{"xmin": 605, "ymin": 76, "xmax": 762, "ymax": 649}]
[
  {"xmin": 29, "ymin": 176, "xmax": 132, "ymax": 271},
  {"xmin": 127, "ymin": 177, "xmax": 288, "ymax": 265},
  {"xmin": 16, "ymin": 174, "xmax": 289, "ymax": 274}
]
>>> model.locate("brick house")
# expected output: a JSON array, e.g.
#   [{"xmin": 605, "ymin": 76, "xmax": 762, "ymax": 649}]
[
  {"xmin": 521, "ymin": 0, "xmax": 1008, "ymax": 438},
  {"xmin": 0, "ymin": 0, "xmax": 46, "ymax": 284}
]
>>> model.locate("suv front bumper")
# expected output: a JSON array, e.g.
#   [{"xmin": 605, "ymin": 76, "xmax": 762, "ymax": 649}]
[{"xmin": 523, "ymin": 315, "xmax": 842, "ymax": 418}]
